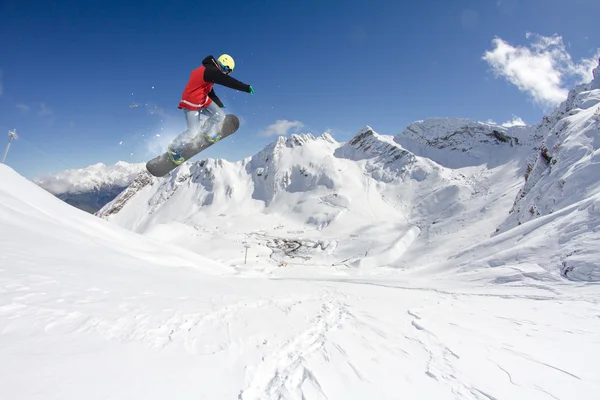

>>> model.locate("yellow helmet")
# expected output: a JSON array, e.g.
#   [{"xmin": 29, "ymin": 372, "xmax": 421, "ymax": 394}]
[{"xmin": 217, "ymin": 54, "xmax": 235, "ymax": 73}]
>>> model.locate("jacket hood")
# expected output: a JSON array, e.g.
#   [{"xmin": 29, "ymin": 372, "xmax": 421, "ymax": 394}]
[{"xmin": 202, "ymin": 55, "xmax": 217, "ymax": 67}]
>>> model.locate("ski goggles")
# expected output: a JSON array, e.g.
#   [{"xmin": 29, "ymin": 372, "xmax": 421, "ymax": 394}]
[{"xmin": 218, "ymin": 62, "xmax": 232, "ymax": 74}]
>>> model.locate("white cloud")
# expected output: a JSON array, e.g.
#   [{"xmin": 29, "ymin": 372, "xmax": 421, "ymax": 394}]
[
  {"xmin": 259, "ymin": 120, "xmax": 304, "ymax": 137},
  {"xmin": 38, "ymin": 102, "xmax": 53, "ymax": 117},
  {"xmin": 15, "ymin": 102, "xmax": 54, "ymax": 117},
  {"xmin": 501, "ymin": 116, "xmax": 527, "ymax": 127},
  {"xmin": 16, "ymin": 103, "xmax": 30, "ymax": 113},
  {"xmin": 483, "ymin": 33, "xmax": 600, "ymax": 107}
]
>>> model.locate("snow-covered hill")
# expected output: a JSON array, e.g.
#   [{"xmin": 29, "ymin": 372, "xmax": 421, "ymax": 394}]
[
  {"xmin": 2, "ymin": 162, "xmax": 600, "ymax": 399},
  {"xmin": 455, "ymin": 69, "xmax": 600, "ymax": 282},
  {"xmin": 35, "ymin": 161, "xmax": 145, "ymax": 213}
]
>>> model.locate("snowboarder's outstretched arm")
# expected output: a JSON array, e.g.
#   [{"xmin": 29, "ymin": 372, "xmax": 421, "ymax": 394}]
[
  {"xmin": 204, "ymin": 67, "xmax": 252, "ymax": 93},
  {"xmin": 208, "ymin": 89, "xmax": 224, "ymax": 108}
]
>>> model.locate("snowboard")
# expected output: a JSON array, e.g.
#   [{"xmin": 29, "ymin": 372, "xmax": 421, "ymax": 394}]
[{"xmin": 146, "ymin": 114, "xmax": 240, "ymax": 177}]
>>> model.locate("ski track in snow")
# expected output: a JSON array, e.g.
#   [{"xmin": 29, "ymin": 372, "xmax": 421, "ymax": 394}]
[
  {"xmin": 2, "ymin": 256, "xmax": 599, "ymax": 399},
  {"xmin": 238, "ymin": 290, "xmax": 347, "ymax": 400}
]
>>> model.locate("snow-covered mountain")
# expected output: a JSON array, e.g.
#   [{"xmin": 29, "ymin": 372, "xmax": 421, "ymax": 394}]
[
  {"xmin": 97, "ymin": 70, "xmax": 600, "ymax": 283},
  {"xmin": 393, "ymin": 117, "xmax": 537, "ymax": 168},
  {"xmin": 97, "ymin": 120, "xmax": 534, "ymax": 272},
  {"xmin": 35, "ymin": 161, "xmax": 145, "ymax": 213}
]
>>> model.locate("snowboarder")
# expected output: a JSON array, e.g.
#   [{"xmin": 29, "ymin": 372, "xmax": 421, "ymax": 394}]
[{"xmin": 168, "ymin": 54, "xmax": 254, "ymax": 165}]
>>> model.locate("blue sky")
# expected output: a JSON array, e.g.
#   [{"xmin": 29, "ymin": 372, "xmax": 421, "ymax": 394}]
[{"xmin": 0, "ymin": 0, "xmax": 599, "ymax": 179}]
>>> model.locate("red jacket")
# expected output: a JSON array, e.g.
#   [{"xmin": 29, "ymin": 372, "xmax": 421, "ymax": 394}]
[
  {"xmin": 178, "ymin": 55, "xmax": 252, "ymax": 111},
  {"xmin": 178, "ymin": 65, "xmax": 214, "ymax": 110}
]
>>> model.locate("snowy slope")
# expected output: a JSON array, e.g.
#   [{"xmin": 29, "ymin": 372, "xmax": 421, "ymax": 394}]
[
  {"xmin": 476, "ymin": 72, "xmax": 600, "ymax": 281},
  {"xmin": 2, "ymin": 163, "xmax": 600, "ymax": 399},
  {"xmin": 35, "ymin": 161, "xmax": 145, "ymax": 213}
]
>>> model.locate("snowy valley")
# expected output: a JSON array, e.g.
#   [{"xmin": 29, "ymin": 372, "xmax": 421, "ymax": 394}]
[{"xmin": 1, "ymin": 72, "xmax": 600, "ymax": 399}]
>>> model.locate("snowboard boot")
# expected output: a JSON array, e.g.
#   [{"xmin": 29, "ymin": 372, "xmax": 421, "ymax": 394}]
[
  {"xmin": 203, "ymin": 131, "xmax": 222, "ymax": 143},
  {"xmin": 167, "ymin": 146, "xmax": 185, "ymax": 166},
  {"xmin": 201, "ymin": 118, "xmax": 225, "ymax": 143}
]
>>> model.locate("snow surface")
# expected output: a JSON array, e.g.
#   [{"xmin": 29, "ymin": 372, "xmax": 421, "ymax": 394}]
[
  {"xmin": 2, "ymin": 162, "xmax": 600, "ymax": 399},
  {"xmin": 35, "ymin": 161, "xmax": 145, "ymax": 195}
]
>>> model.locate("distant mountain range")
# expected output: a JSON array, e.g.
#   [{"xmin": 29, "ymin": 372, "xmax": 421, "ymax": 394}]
[{"xmin": 34, "ymin": 161, "xmax": 145, "ymax": 213}]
